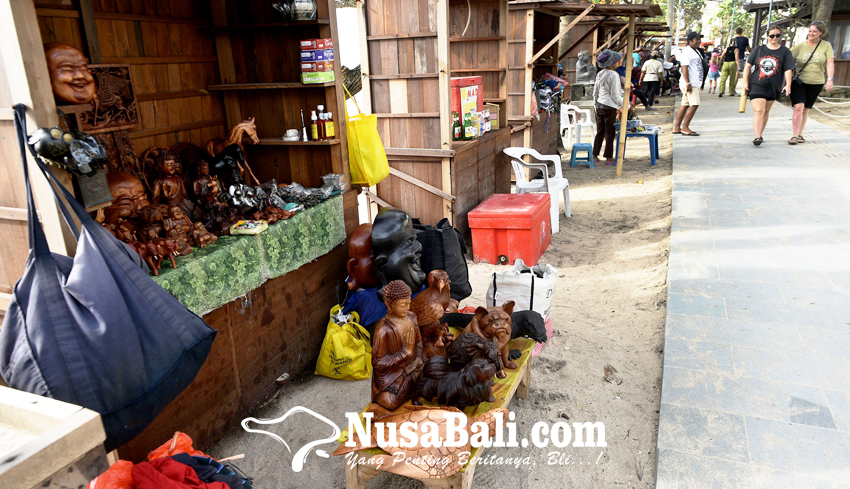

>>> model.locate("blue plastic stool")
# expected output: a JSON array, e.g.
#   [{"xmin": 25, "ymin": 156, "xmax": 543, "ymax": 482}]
[{"xmin": 570, "ymin": 142, "xmax": 594, "ymax": 169}]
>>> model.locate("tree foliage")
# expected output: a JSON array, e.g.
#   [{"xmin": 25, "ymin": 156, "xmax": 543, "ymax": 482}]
[{"xmin": 707, "ymin": 0, "xmax": 754, "ymax": 45}]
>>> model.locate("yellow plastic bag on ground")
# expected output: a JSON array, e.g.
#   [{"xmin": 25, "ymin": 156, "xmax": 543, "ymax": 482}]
[
  {"xmin": 344, "ymin": 85, "xmax": 389, "ymax": 186},
  {"xmin": 315, "ymin": 306, "xmax": 372, "ymax": 380}
]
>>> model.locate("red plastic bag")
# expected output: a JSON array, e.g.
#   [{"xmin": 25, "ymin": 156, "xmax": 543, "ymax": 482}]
[
  {"xmin": 86, "ymin": 460, "xmax": 134, "ymax": 489},
  {"xmin": 148, "ymin": 432, "xmax": 211, "ymax": 461}
]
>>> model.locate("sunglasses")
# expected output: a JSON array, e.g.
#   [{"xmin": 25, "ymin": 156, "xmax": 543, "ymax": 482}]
[{"xmin": 768, "ymin": 34, "xmax": 781, "ymax": 39}]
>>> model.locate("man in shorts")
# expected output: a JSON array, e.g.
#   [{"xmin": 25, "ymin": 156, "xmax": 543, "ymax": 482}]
[{"xmin": 674, "ymin": 32, "xmax": 704, "ymax": 136}]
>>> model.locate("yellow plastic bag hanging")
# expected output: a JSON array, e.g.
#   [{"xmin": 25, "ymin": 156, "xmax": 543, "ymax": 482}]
[
  {"xmin": 315, "ymin": 305, "xmax": 372, "ymax": 380},
  {"xmin": 344, "ymin": 84, "xmax": 389, "ymax": 186}
]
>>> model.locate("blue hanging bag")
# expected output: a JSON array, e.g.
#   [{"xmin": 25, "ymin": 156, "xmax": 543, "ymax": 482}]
[{"xmin": 0, "ymin": 104, "xmax": 217, "ymax": 451}]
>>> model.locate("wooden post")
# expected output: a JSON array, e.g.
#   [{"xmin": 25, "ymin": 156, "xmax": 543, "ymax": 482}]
[
  {"xmin": 356, "ymin": 1, "xmax": 378, "ymax": 221},
  {"xmin": 78, "ymin": 0, "xmax": 102, "ymax": 63},
  {"xmin": 210, "ymin": 0, "xmax": 243, "ymax": 128},
  {"xmin": 1, "ymin": 0, "xmax": 71, "ymax": 256},
  {"xmin": 437, "ymin": 0, "xmax": 452, "ymax": 221},
  {"xmin": 523, "ymin": 10, "xmax": 534, "ymax": 151},
  {"xmin": 615, "ymin": 14, "xmax": 636, "ymax": 176},
  {"xmin": 559, "ymin": 17, "xmax": 609, "ymax": 61}
]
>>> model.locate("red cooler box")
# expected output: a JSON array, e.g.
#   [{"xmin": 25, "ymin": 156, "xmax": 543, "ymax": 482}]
[{"xmin": 468, "ymin": 193, "xmax": 551, "ymax": 266}]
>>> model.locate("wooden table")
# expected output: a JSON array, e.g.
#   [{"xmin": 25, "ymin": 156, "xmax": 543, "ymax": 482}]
[{"xmin": 339, "ymin": 337, "xmax": 534, "ymax": 489}]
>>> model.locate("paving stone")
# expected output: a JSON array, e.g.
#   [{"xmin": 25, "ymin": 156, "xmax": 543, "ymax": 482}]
[
  {"xmin": 726, "ymin": 298, "xmax": 850, "ymax": 332},
  {"xmin": 668, "ymin": 279, "xmax": 784, "ymax": 303},
  {"xmin": 797, "ymin": 327, "xmax": 850, "ymax": 359},
  {"xmin": 667, "ymin": 293, "xmax": 727, "ymax": 318},
  {"xmin": 656, "ymin": 449, "xmax": 850, "ymax": 489},
  {"xmin": 664, "ymin": 314, "xmax": 803, "ymax": 352},
  {"xmin": 746, "ymin": 417, "xmax": 850, "ymax": 484},
  {"xmin": 663, "ymin": 337, "xmax": 735, "ymax": 373},
  {"xmin": 661, "ymin": 367, "xmax": 835, "ymax": 429},
  {"xmin": 732, "ymin": 346, "xmax": 850, "ymax": 391},
  {"xmin": 657, "ymin": 404, "xmax": 749, "ymax": 462},
  {"xmin": 717, "ymin": 266, "xmax": 833, "ymax": 287},
  {"xmin": 824, "ymin": 390, "xmax": 850, "ymax": 433}
]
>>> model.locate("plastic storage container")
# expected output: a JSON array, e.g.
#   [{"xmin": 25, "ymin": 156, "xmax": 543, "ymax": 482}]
[{"xmin": 468, "ymin": 193, "xmax": 551, "ymax": 266}]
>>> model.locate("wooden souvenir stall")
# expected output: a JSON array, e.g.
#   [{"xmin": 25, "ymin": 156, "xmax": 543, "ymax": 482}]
[
  {"xmin": 507, "ymin": 0, "xmax": 574, "ymax": 154},
  {"xmin": 357, "ymin": 0, "xmax": 512, "ymax": 235},
  {"xmin": 5, "ymin": 0, "xmax": 361, "ymax": 460},
  {"xmin": 505, "ymin": 3, "xmax": 663, "ymax": 152}
]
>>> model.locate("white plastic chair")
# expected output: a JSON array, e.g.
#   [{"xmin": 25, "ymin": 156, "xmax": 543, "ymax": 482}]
[
  {"xmin": 503, "ymin": 147, "xmax": 571, "ymax": 234},
  {"xmin": 560, "ymin": 103, "xmax": 594, "ymax": 147}
]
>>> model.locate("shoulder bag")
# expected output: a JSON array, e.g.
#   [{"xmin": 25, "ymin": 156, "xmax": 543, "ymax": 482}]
[
  {"xmin": 0, "ymin": 104, "xmax": 217, "ymax": 451},
  {"xmin": 792, "ymin": 40, "xmax": 820, "ymax": 87}
]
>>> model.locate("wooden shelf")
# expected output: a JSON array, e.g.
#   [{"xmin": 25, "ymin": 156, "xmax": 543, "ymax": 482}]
[
  {"xmin": 483, "ymin": 98, "xmax": 505, "ymax": 103},
  {"xmin": 252, "ymin": 138, "xmax": 340, "ymax": 146},
  {"xmin": 450, "ymin": 68, "xmax": 506, "ymax": 73},
  {"xmin": 450, "ymin": 36, "xmax": 505, "ymax": 42},
  {"xmin": 208, "ymin": 82, "xmax": 335, "ymax": 90},
  {"xmin": 210, "ymin": 20, "xmax": 330, "ymax": 33}
]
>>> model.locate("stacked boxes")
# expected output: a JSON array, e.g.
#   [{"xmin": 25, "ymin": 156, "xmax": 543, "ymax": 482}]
[{"xmin": 300, "ymin": 38, "xmax": 335, "ymax": 84}]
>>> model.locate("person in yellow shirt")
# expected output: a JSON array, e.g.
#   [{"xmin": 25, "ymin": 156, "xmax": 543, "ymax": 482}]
[{"xmin": 789, "ymin": 20, "xmax": 834, "ymax": 144}]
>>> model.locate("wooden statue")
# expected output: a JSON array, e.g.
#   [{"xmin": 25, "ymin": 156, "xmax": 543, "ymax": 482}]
[
  {"xmin": 332, "ymin": 407, "xmax": 508, "ymax": 479},
  {"xmin": 44, "ymin": 43, "xmax": 96, "ymax": 104},
  {"xmin": 192, "ymin": 160, "xmax": 221, "ymax": 207},
  {"xmin": 464, "ymin": 301, "xmax": 517, "ymax": 373},
  {"xmin": 346, "ymin": 223, "xmax": 379, "ymax": 291},
  {"xmin": 148, "ymin": 147, "xmax": 190, "ymax": 209},
  {"xmin": 165, "ymin": 206, "xmax": 194, "ymax": 256},
  {"xmin": 371, "ymin": 208, "xmax": 426, "ymax": 296},
  {"xmin": 143, "ymin": 237, "xmax": 178, "ymax": 276},
  {"xmin": 446, "ymin": 332, "xmax": 503, "ymax": 373},
  {"xmin": 104, "ymin": 171, "xmax": 151, "ymax": 225},
  {"xmin": 371, "ymin": 280, "xmax": 425, "ymax": 411},
  {"xmin": 139, "ymin": 204, "xmax": 167, "ymax": 242},
  {"xmin": 128, "ymin": 240, "xmax": 158, "ymax": 273},
  {"xmin": 410, "ymin": 270, "xmax": 453, "ymax": 359},
  {"xmin": 415, "ymin": 355, "xmax": 498, "ymax": 409},
  {"xmin": 191, "ymin": 222, "xmax": 217, "ymax": 248},
  {"xmin": 205, "ymin": 118, "xmax": 260, "ymax": 186}
]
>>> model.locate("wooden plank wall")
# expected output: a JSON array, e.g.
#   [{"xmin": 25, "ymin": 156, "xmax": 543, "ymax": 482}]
[
  {"xmin": 364, "ymin": 0, "xmax": 447, "ymax": 226},
  {"xmin": 451, "ymin": 128, "xmax": 511, "ymax": 233},
  {"xmin": 507, "ymin": 6, "xmax": 527, "ymax": 118},
  {"xmin": 35, "ymin": 0, "xmax": 227, "ymax": 158},
  {"xmin": 449, "ymin": 0, "xmax": 506, "ymax": 103}
]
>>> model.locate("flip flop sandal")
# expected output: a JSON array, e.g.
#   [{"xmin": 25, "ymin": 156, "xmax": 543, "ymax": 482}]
[
  {"xmin": 797, "ymin": 136, "xmax": 805, "ymax": 143},
  {"xmin": 788, "ymin": 137, "xmax": 798, "ymax": 145},
  {"xmin": 673, "ymin": 131, "xmax": 682, "ymax": 134},
  {"xmin": 753, "ymin": 137, "xmax": 763, "ymax": 146},
  {"xmin": 682, "ymin": 132, "xmax": 700, "ymax": 136}
]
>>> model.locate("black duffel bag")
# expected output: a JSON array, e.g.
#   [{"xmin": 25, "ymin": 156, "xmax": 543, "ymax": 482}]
[{"xmin": 412, "ymin": 218, "xmax": 472, "ymax": 301}]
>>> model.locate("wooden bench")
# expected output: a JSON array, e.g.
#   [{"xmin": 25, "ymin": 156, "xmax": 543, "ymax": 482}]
[{"xmin": 338, "ymin": 337, "xmax": 534, "ymax": 489}]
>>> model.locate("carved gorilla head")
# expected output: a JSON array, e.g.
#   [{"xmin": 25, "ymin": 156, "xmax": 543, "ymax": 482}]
[{"xmin": 371, "ymin": 208, "xmax": 425, "ymax": 294}]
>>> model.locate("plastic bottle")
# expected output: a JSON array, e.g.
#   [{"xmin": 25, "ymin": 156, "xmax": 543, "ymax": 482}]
[
  {"xmin": 325, "ymin": 112, "xmax": 335, "ymax": 139},
  {"xmin": 318, "ymin": 112, "xmax": 326, "ymax": 140},
  {"xmin": 311, "ymin": 111, "xmax": 319, "ymax": 140}
]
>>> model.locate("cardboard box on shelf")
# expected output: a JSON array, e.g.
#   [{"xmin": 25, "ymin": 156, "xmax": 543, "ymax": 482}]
[
  {"xmin": 300, "ymin": 38, "xmax": 333, "ymax": 50},
  {"xmin": 301, "ymin": 71, "xmax": 336, "ymax": 84},
  {"xmin": 301, "ymin": 61, "xmax": 334, "ymax": 72},
  {"xmin": 300, "ymin": 49, "xmax": 334, "ymax": 62},
  {"xmin": 485, "ymin": 103, "xmax": 501, "ymax": 129}
]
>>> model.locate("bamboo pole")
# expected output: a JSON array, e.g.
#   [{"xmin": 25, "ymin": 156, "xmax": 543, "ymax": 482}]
[
  {"xmin": 594, "ymin": 24, "xmax": 629, "ymax": 55},
  {"xmin": 527, "ymin": 4, "xmax": 595, "ymax": 66},
  {"xmin": 615, "ymin": 14, "xmax": 636, "ymax": 177}
]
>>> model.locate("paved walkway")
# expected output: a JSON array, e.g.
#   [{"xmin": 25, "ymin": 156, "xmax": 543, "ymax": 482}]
[{"xmin": 657, "ymin": 93, "xmax": 850, "ymax": 488}]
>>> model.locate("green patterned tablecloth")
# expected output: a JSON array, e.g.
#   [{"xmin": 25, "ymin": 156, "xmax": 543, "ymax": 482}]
[{"xmin": 153, "ymin": 196, "xmax": 346, "ymax": 315}]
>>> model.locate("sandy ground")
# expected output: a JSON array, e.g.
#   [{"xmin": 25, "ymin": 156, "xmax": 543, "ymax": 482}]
[{"xmin": 208, "ymin": 101, "xmax": 674, "ymax": 488}]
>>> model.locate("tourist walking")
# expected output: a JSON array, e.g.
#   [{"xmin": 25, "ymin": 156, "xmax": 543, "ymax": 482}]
[
  {"xmin": 673, "ymin": 32, "xmax": 704, "ymax": 136},
  {"xmin": 789, "ymin": 20, "xmax": 835, "ymax": 144},
  {"xmin": 708, "ymin": 53, "xmax": 721, "ymax": 94},
  {"xmin": 735, "ymin": 28, "xmax": 751, "ymax": 77},
  {"xmin": 592, "ymin": 50, "xmax": 623, "ymax": 165},
  {"xmin": 640, "ymin": 52, "xmax": 664, "ymax": 105},
  {"xmin": 743, "ymin": 26, "xmax": 795, "ymax": 146},
  {"xmin": 718, "ymin": 38, "xmax": 739, "ymax": 96}
]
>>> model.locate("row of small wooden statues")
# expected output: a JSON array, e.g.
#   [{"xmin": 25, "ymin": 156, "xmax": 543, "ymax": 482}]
[{"xmin": 371, "ymin": 272, "xmax": 517, "ymax": 412}]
